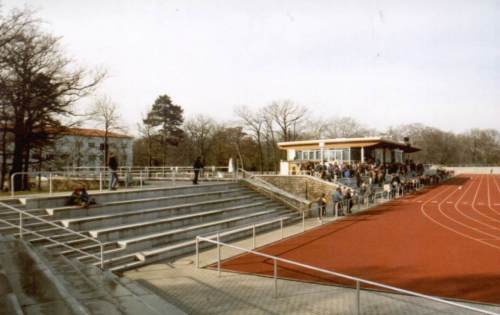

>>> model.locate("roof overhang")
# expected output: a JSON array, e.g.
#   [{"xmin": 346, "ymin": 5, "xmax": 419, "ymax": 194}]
[{"xmin": 278, "ymin": 137, "xmax": 420, "ymax": 153}]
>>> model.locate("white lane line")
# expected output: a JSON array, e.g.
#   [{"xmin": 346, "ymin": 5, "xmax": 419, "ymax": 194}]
[{"xmin": 421, "ymin": 182, "xmax": 500, "ymax": 251}]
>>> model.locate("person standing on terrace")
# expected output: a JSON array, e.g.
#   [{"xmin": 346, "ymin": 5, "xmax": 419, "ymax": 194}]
[
  {"xmin": 108, "ymin": 152, "xmax": 119, "ymax": 190},
  {"xmin": 193, "ymin": 156, "xmax": 204, "ymax": 185}
]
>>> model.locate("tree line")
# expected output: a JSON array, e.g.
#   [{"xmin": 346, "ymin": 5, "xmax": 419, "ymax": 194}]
[{"xmin": 134, "ymin": 98, "xmax": 500, "ymax": 170}]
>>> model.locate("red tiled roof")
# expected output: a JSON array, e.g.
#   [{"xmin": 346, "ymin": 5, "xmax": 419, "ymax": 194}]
[{"xmin": 60, "ymin": 128, "xmax": 132, "ymax": 139}]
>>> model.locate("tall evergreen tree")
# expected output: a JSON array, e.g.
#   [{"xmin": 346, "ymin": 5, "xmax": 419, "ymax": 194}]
[{"xmin": 143, "ymin": 95, "xmax": 184, "ymax": 165}]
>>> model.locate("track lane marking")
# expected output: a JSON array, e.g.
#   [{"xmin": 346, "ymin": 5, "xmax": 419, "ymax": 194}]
[
  {"xmin": 486, "ymin": 175, "xmax": 500, "ymax": 216},
  {"xmin": 469, "ymin": 175, "xmax": 500, "ymax": 224},
  {"xmin": 450, "ymin": 175, "xmax": 500, "ymax": 233},
  {"xmin": 421, "ymin": 178, "xmax": 500, "ymax": 251},
  {"xmin": 445, "ymin": 176, "xmax": 500, "ymax": 234}
]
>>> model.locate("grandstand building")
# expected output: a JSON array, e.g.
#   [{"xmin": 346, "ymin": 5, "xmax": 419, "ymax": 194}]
[{"xmin": 277, "ymin": 137, "xmax": 420, "ymax": 175}]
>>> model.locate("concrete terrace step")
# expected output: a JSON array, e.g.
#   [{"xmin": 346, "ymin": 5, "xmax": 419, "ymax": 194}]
[
  {"xmin": 0, "ymin": 208, "xmax": 45, "ymax": 220},
  {"xmin": 47, "ymin": 187, "xmax": 250, "ymax": 219},
  {"xmin": 0, "ymin": 214, "xmax": 52, "ymax": 228},
  {"xmin": 74, "ymin": 206, "xmax": 297, "ymax": 264},
  {"xmin": 109, "ymin": 207, "xmax": 292, "ymax": 256},
  {"xmin": 61, "ymin": 194, "xmax": 269, "ymax": 231},
  {"xmin": 47, "ymin": 239, "xmax": 120, "ymax": 258},
  {"xmin": 21, "ymin": 182, "xmax": 240, "ymax": 209},
  {"xmin": 23, "ymin": 227, "xmax": 84, "ymax": 243},
  {"xmin": 104, "ymin": 213, "xmax": 300, "ymax": 272},
  {"xmin": 137, "ymin": 214, "xmax": 299, "ymax": 264},
  {"xmin": 0, "ymin": 221, "xmax": 59, "ymax": 236},
  {"xmin": 82, "ymin": 207, "xmax": 292, "ymax": 267},
  {"xmin": 89, "ymin": 200, "xmax": 280, "ymax": 242}
]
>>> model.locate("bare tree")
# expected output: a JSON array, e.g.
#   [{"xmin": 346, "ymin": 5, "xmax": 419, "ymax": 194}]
[
  {"xmin": 90, "ymin": 96, "xmax": 122, "ymax": 166},
  {"xmin": 184, "ymin": 114, "xmax": 216, "ymax": 162},
  {"xmin": 235, "ymin": 106, "xmax": 265, "ymax": 172},
  {"xmin": 265, "ymin": 100, "xmax": 308, "ymax": 142}
]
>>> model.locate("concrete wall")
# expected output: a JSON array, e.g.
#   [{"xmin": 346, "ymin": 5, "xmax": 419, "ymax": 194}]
[
  {"xmin": 444, "ymin": 167, "xmax": 500, "ymax": 174},
  {"xmin": 259, "ymin": 175, "xmax": 339, "ymax": 202}
]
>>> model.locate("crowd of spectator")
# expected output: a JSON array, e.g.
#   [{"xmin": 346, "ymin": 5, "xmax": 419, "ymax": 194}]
[{"xmin": 311, "ymin": 159, "xmax": 453, "ymax": 220}]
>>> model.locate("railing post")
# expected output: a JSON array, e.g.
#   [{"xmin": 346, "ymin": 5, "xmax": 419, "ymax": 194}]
[
  {"xmin": 19, "ymin": 211, "xmax": 23, "ymax": 240},
  {"xmin": 356, "ymin": 280, "xmax": 361, "ymax": 315},
  {"xmin": 280, "ymin": 218, "xmax": 284, "ymax": 239},
  {"xmin": 140, "ymin": 171, "xmax": 143, "ymax": 189},
  {"xmin": 49, "ymin": 172, "xmax": 53, "ymax": 195},
  {"xmin": 100, "ymin": 244, "xmax": 104, "ymax": 270},
  {"xmin": 302, "ymin": 211, "xmax": 305, "ymax": 232},
  {"xmin": 99, "ymin": 172, "xmax": 103, "ymax": 192},
  {"xmin": 273, "ymin": 258, "xmax": 278, "ymax": 298},
  {"xmin": 217, "ymin": 232, "xmax": 221, "ymax": 277},
  {"xmin": 195, "ymin": 236, "xmax": 200, "ymax": 268},
  {"xmin": 252, "ymin": 224, "xmax": 256, "ymax": 249},
  {"xmin": 10, "ymin": 173, "xmax": 15, "ymax": 197}
]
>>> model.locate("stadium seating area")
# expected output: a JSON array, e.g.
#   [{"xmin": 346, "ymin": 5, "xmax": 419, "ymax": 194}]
[{"xmin": 0, "ymin": 182, "xmax": 300, "ymax": 272}]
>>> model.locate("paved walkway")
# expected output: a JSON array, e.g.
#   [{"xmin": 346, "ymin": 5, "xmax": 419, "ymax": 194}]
[{"xmin": 124, "ymin": 216, "xmax": 500, "ymax": 315}]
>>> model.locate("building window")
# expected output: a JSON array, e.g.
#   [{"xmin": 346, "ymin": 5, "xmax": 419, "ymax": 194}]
[{"xmin": 88, "ymin": 142, "xmax": 95, "ymax": 148}]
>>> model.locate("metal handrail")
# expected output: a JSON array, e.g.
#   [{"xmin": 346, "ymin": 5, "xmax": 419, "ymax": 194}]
[
  {"xmin": 196, "ymin": 236, "xmax": 498, "ymax": 315},
  {"xmin": 11, "ymin": 171, "xmax": 55, "ymax": 197},
  {"xmin": 0, "ymin": 218, "xmax": 102, "ymax": 265},
  {"xmin": 0, "ymin": 201, "xmax": 105, "ymax": 269}
]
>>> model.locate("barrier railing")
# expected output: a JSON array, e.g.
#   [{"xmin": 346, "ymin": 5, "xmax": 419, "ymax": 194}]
[
  {"xmin": 0, "ymin": 201, "xmax": 106, "ymax": 269},
  {"xmin": 9, "ymin": 167, "xmax": 238, "ymax": 196},
  {"xmin": 195, "ymin": 213, "xmax": 306, "ymax": 268},
  {"xmin": 195, "ymin": 236, "xmax": 498, "ymax": 315}
]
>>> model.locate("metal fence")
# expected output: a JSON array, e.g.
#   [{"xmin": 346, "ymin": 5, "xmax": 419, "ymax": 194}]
[
  {"xmin": 196, "ymin": 236, "xmax": 498, "ymax": 315},
  {"xmin": 9, "ymin": 167, "xmax": 239, "ymax": 197},
  {"xmin": 0, "ymin": 201, "xmax": 105, "ymax": 269}
]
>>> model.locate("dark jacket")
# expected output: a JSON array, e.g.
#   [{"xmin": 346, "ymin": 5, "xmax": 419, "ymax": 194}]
[
  {"xmin": 109, "ymin": 156, "xmax": 118, "ymax": 170},
  {"xmin": 193, "ymin": 159, "xmax": 204, "ymax": 170}
]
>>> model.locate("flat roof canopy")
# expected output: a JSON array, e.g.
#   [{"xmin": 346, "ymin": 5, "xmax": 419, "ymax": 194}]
[{"xmin": 278, "ymin": 137, "xmax": 420, "ymax": 153}]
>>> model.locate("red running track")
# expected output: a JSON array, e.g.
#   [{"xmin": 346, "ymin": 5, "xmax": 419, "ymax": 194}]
[{"xmin": 215, "ymin": 175, "xmax": 500, "ymax": 305}]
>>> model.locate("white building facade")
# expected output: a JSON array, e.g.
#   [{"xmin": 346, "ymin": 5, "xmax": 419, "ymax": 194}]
[{"xmin": 49, "ymin": 128, "xmax": 134, "ymax": 170}]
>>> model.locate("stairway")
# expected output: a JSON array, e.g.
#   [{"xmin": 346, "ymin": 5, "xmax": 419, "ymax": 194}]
[{"xmin": 0, "ymin": 182, "xmax": 300, "ymax": 273}]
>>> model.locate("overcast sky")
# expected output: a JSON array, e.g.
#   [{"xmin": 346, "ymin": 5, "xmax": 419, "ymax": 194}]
[{"xmin": 2, "ymin": 0, "xmax": 500, "ymax": 134}]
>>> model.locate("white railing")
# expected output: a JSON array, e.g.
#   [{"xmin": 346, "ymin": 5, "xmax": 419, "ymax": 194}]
[
  {"xmin": 9, "ymin": 166, "xmax": 239, "ymax": 196},
  {"xmin": 10, "ymin": 172, "xmax": 54, "ymax": 197},
  {"xmin": 0, "ymin": 201, "xmax": 105, "ymax": 269},
  {"xmin": 195, "ymin": 213, "xmax": 306, "ymax": 262},
  {"xmin": 195, "ymin": 236, "xmax": 498, "ymax": 315}
]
